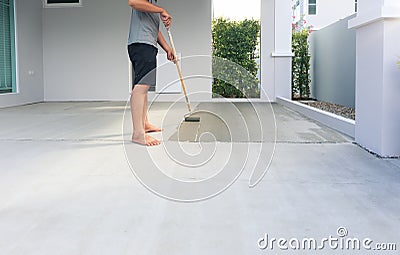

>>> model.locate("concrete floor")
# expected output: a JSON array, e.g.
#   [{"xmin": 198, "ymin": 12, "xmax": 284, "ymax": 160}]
[{"xmin": 0, "ymin": 102, "xmax": 399, "ymax": 255}]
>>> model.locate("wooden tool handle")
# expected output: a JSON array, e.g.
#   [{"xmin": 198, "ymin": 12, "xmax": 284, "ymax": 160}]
[{"xmin": 167, "ymin": 28, "xmax": 191, "ymax": 113}]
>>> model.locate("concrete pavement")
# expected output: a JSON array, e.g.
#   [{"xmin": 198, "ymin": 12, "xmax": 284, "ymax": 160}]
[{"xmin": 0, "ymin": 102, "xmax": 399, "ymax": 254}]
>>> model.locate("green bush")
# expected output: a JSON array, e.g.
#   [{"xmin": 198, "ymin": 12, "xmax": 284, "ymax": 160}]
[
  {"xmin": 292, "ymin": 29, "xmax": 311, "ymax": 99},
  {"xmin": 212, "ymin": 18, "xmax": 260, "ymax": 98}
]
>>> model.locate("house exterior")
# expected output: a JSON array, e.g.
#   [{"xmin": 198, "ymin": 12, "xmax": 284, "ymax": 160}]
[
  {"xmin": 0, "ymin": 0, "xmax": 292, "ymax": 105},
  {"xmin": 0, "ymin": 0, "xmax": 399, "ymax": 157},
  {"xmin": 292, "ymin": 0, "xmax": 358, "ymax": 30}
]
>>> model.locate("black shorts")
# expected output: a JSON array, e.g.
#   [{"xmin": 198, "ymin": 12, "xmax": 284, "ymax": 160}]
[{"xmin": 128, "ymin": 43, "xmax": 158, "ymax": 89}]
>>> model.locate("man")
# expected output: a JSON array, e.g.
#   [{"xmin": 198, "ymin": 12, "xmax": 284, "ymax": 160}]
[{"xmin": 127, "ymin": 0, "xmax": 175, "ymax": 146}]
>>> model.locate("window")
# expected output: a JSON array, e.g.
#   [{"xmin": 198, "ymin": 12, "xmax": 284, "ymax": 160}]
[
  {"xmin": 308, "ymin": 0, "xmax": 317, "ymax": 15},
  {"xmin": 44, "ymin": 0, "xmax": 82, "ymax": 8},
  {"xmin": 0, "ymin": 0, "xmax": 16, "ymax": 94},
  {"xmin": 355, "ymin": 0, "xmax": 358, "ymax": 13}
]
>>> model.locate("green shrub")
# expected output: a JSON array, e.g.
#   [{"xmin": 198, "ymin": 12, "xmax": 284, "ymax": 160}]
[
  {"xmin": 292, "ymin": 29, "xmax": 311, "ymax": 99},
  {"xmin": 212, "ymin": 18, "xmax": 260, "ymax": 98}
]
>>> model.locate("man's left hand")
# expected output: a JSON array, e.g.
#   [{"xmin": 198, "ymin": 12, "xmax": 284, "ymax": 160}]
[{"xmin": 167, "ymin": 48, "xmax": 176, "ymax": 63}]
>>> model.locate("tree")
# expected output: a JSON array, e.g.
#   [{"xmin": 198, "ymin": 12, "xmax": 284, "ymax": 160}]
[
  {"xmin": 292, "ymin": 29, "xmax": 311, "ymax": 99},
  {"xmin": 212, "ymin": 18, "xmax": 260, "ymax": 98}
]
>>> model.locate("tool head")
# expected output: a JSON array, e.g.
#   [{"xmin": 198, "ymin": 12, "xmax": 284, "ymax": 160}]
[{"xmin": 184, "ymin": 116, "xmax": 201, "ymax": 122}]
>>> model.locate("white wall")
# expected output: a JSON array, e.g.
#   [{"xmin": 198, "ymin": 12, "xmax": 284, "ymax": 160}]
[
  {"xmin": 355, "ymin": 21, "xmax": 384, "ymax": 154},
  {"xmin": 42, "ymin": 0, "xmax": 212, "ymax": 102},
  {"xmin": 354, "ymin": 20, "xmax": 400, "ymax": 156},
  {"xmin": 0, "ymin": 0, "xmax": 44, "ymax": 108},
  {"xmin": 43, "ymin": 0, "xmax": 130, "ymax": 101},
  {"xmin": 150, "ymin": 0, "xmax": 212, "ymax": 102},
  {"xmin": 349, "ymin": 0, "xmax": 400, "ymax": 157},
  {"xmin": 382, "ymin": 19, "xmax": 400, "ymax": 155}
]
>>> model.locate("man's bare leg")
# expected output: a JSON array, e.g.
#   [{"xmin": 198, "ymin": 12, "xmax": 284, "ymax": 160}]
[
  {"xmin": 131, "ymin": 85, "xmax": 161, "ymax": 146},
  {"xmin": 145, "ymin": 117, "xmax": 162, "ymax": 133},
  {"xmin": 143, "ymin": 93, "xmax": 162, "ymax": 133}
]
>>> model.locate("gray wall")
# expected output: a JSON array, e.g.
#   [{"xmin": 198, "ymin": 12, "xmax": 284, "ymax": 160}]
[
  {"xmin": 42, "ymin": 0, "xmax": 212, "ymax": 101},
  {"xmin": 310, "ymin": 14, "xmax": 356, "ymax": 108},
  {"xmin": 43, "ymin": 0, "xmax": 130, "ymax": 101},
  {"xmin": 0, "ymin": 0, "xmax": 44, "ymax": 108}
]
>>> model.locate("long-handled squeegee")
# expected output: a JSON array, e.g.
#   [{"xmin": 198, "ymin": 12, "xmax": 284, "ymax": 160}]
[{"xmin": 166, "ymin": 28, "xmax": 200, "ymax": 123}]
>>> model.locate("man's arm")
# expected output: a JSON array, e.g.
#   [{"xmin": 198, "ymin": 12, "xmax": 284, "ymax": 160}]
[
  {"xmin": 128, "ymin": 0, "xmax": 172, "ymax": 27},
  {"xmin": 158, "ymin": 31, "xmax": 175, "ymax": 62},
  {"xmin": 128, "ymin": 0, "xmax": 163, "ymax": 13}
]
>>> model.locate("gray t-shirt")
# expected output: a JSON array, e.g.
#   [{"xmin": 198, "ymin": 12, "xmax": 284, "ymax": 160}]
[{"xmin": 128, "ymin": 0, "xmax": 160, "ymax": 47}]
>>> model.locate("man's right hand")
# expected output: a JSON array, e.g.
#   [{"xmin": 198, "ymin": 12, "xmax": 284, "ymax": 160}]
[{"xmin": 161, "ymin": 10, "xmax": 172, "ymax": 28}]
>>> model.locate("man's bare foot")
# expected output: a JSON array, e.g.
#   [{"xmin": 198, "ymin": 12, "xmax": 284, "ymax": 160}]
[
  {"xmin": 145, "ymin": 123, "xmax": 162, "ymax": 133},
  {"xmin": 132, "ymin": 134, "xmax": 161, "ymax": 146}
]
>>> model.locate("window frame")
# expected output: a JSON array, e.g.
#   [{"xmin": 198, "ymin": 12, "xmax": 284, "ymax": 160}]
[
  {"xmin": 308, "ymin": 0, "xmax": 317, "ymax": 15},
  {"xmin": 43, "ymin": 0, "xmax": 82, "ymax": 8},
  {"xmin": 0, "ymin": 0, "xmax": 17, "ymax": 94}
]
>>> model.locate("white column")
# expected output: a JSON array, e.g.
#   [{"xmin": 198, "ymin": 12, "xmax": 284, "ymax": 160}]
[
  {"xmin": 260, "ymin": 0, "xmax": 293, "ymax": 101},
  {"xmin": 273, "ymin": 0, "xmax": 293, "ymax": 100},
  {"xmin": 349, "ymin": 0, "xmax": 400, "ymax": 157}
]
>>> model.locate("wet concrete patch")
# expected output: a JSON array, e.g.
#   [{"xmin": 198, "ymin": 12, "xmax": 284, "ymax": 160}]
[
  {"xmin": 169, "ymin": 102, "xmax": 275, "ymax": 142},
  {"xmin": 169, "ymin": 112, "xmax": 232, "ymax": 142},
  {"xmin": 168, "ymin": 102, "xmax": 276, "ymax": 143},
  {"xmin": 167, "ymin": 102, "xmax": 352, "ymax": 143}
]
